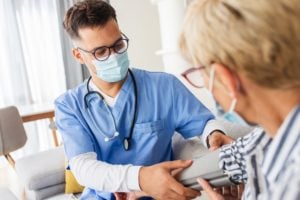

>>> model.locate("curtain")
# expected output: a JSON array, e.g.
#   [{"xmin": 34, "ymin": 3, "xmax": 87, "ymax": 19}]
[
  {"xmin": 0, "ymin": 0, "xmax": 81, "ymax": 166},
  {"xmin": 56, "ymin": 0, "xmax": 86, "ymax": 89}
]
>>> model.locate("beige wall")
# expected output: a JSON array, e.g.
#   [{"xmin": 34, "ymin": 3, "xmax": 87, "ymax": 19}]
[{"xmin": 110, "ymin": 0, "xmax": 164, "ymax": 72}]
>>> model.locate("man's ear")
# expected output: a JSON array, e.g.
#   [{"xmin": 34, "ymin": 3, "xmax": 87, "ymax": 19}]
[
  {"xmin": 212, "ymin": 63, "xmax": 239, "ymax": 99},
  {"xmin": 72, "ymin": 48, "xmax": 85, "ymax": 64}
]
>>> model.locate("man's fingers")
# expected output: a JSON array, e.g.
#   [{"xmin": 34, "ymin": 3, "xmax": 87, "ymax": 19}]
[
  {"xmin": 183, "ymin": 187, "xmax": 201, "ymax": 198},
  {"xmin": 169, "ymin": 178, "xmax": 200, "ymax": 199},
  {"xmin": 162, "ymin": 189, "xmax": 186, "ymax": 200},
  {"xmin": 174, "ymin": 185, "xmax": 200, "ymax": 199},
  {"xmin": 171, "ymin": 167, "xmax": 185, "ymax": 176},
  {"xmin": 161, "ymin": 160, "xmax": 193, "ymax": 171}
]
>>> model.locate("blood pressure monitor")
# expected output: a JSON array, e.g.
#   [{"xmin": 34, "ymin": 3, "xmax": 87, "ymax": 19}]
[{"xmin": 178, "ymin": 149, "xmax": 234, "ymax": 190}]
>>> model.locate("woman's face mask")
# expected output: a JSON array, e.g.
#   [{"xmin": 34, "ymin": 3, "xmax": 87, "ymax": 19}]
[
  {"xmin": 215, "ymin": 100, "xmax": 249, "ymax": 126},
  {"xmin": 208, "ymin": 66, "xmax": 249, "ymax": 126}
]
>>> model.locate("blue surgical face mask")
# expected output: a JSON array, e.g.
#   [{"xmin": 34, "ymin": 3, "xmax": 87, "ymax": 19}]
[
  {"xmin": 208, "ymin": 66, "xmax": 248, "ymax": 126},
  {"xmin": 92, "ymin": 52, "xmax": 129, "ymax": 83},
  {"xmin": 215, "ymin": 100, "xmax": 248, "ymax": 126}
]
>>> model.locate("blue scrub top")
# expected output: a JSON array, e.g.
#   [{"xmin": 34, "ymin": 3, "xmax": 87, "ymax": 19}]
[{"xmin": 55, "ymin": 68, "xmax": 214, "ymax": 199}]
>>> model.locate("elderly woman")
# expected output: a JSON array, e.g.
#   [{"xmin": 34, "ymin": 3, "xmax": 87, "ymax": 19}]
[{"xmin": 179, "ymin": 0, "xmax": 300, "ymax": 199}]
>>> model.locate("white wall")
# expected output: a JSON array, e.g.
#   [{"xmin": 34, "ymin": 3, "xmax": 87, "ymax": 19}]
[
  {"xmin": 151, "ymin": 0, "xmax": 190, "ymax": 75},
  {"xmin": 110, "ymin": 0, "xmax": 164, "ymax": 72},
  {"xmin": 110, "ymin": 0, "xmax": 215, "ymax": 111}
]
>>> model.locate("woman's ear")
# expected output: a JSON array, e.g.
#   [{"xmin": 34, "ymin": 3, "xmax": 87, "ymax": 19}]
[
  {"xmin": 212, "ymin": 63, "xmax": 239, "ymax": 99},
  {"xmin": 72, "ymin": 48, "xmax": 85, "ymax": 64}
]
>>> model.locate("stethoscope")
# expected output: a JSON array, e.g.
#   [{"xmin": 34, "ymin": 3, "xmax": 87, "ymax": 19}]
[{"xmin": 84, "ymin": 69, "xmax": 138, "ymax": 151}]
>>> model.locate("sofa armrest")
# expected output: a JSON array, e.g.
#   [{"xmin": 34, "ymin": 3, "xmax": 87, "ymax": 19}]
[{"xmin": 15, "ymin": 146, "xmax": 65, "ymax": 190}]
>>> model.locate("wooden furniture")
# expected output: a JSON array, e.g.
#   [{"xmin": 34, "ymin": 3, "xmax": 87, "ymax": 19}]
[{"xmin": 18, "ymin": 104, "xmax": 58, "ymax": 147}]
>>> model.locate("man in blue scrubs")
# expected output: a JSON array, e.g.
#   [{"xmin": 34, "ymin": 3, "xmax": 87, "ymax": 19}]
[{"xmin": 55, "ymin": 0, "xmax": 228, "ymax": 199}]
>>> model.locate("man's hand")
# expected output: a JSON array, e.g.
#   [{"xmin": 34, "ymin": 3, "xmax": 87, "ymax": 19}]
[
  {"xmin": 197, "ymin": 178, "xmax": 244, "ymax": 200},
  {"xmin": 208, "ymin": 131, "xmax": 234, "ymax": 151},
  {"xmin": 139, "ymin": 160, "xmax": 201, "ymax": 200}
]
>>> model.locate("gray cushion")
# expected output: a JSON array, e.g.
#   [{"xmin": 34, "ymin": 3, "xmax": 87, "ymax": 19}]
[
  {"xmin": 0, "ymin": 188, "xmax": 18, "ymax": 200},
  {"xmin": 25, "ymin": 183, "xmax": 65, "ymax": 200},
  {"xmin": 15, "ymin": 146, "xmax": 65, "ymax": 190}
]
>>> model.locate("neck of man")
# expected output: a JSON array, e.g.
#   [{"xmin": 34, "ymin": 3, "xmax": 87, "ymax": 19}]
[
  {"xmin": 91, "ymin": 75, "xmax": 127, "ymax": 98},
  {"xmin": 247, "ymin": 86, "xmax": 300, "ymax": 138}
]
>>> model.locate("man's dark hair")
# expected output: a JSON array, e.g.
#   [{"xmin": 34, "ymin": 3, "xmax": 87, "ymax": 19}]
[{"xmin": 63, "ymin": 0, "xmax": 117, "ymax": 40}]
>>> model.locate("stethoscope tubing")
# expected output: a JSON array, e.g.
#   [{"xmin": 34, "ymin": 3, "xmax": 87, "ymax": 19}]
[{"xmin": 83, "ymin": 69, "xmax": 138, "ymax": 150}]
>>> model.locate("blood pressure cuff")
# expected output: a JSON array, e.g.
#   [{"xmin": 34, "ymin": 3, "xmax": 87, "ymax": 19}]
[{"xmin": 177, "ymin": 149, "xmax": 234, "ymax": 190}]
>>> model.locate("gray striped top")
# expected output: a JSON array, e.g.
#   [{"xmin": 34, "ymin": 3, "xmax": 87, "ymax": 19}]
[{"xmin": 219, "ymin": 105, "xmax": 300, "ymax": 200}]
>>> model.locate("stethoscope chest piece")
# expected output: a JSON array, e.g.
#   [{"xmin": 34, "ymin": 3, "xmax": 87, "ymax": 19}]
[{"xmin": 123, "ymin": 138, "xmax": 130, "ymax": 151}]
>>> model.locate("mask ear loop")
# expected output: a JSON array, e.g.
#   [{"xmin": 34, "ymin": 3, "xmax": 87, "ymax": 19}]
[
  {"xmin": 210, "ymin": 65, "xmax": 238, "ymax": 113},
  {"xmin": 228, "ymin": 98, "xmax": 237, "ymax": 113},
  {"xmin": 228, "ymin": 74, "xmax": 241, "ymax": 113},
  {"xmin": 209, "ymin": 66, "xmax": 215, "ymax": 93}
]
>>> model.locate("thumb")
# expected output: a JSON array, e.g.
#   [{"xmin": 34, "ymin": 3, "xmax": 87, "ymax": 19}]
[
  {"xmin": 209, "ymin": 145, "xmax": 219, "ymax": 151},
  {"xmin": 171, "ymin": 167, "xmax": 185, "ymax": 177},
  {"xmin": 197, "ymin": 178, "xmax": 214, "ymax": 193},
  {"xmin": 197, "ymin": 178, "xmax": 223, "ymax": 200},
  {"xmin": 162, "ymin": 160, "xmax": 193, "ymax": 171}
]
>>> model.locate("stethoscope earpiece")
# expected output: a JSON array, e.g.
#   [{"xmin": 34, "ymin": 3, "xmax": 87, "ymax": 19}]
[
  {"xmin": 104, "ymin": 132, "xmax": 119, "ymax": 142},
  {"xmin": 114, "ymin": 131, "xmax": 119, "ymax": 137}
]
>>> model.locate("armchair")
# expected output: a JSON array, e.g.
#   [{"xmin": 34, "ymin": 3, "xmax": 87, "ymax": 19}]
[{"xmin": 0, "ymin": 106, "xmax": 65, "ymax": 200}]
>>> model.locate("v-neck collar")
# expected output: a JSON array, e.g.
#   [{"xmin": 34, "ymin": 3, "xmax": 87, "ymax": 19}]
[
  {"xmin": 111, "ymin": 72, "xmax": 134, "ymax": 118},
  {"xmin": 84, "ymin": 72, "xmax": 134, "ymax": 117}
]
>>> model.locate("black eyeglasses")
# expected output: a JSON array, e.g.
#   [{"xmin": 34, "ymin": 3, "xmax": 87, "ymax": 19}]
[
  {"xmin": 77, "ymin": 33, "xmax": 129, "ymax": 61},
  {"xmin": 181, "ymin": 66, "xmax": 206, "ymax": 88}
]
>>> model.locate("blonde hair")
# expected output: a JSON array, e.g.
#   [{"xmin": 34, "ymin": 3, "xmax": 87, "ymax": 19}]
[{"xmin": 180, "ymin": 0, "xmax": 300, "ymax": 89}]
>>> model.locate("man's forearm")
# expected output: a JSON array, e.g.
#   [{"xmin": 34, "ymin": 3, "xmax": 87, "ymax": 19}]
[{"xmin": 69, "ymin": 152, "xmax": 141, "ymax": 192}]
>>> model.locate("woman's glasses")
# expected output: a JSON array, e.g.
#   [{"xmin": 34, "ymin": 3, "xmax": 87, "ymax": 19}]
[{"xmin": 181, "ymin": 66, "xmax": 206, "ymax": 88}]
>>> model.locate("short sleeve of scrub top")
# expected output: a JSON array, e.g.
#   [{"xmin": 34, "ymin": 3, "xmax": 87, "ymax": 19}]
[
  {"xmin": 170, "ymin": 76, "xmax": 215, "ymax": 138},
  {"xmin": 55, "ymin": 97, "xmax": 95, "ymax": 161}
]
